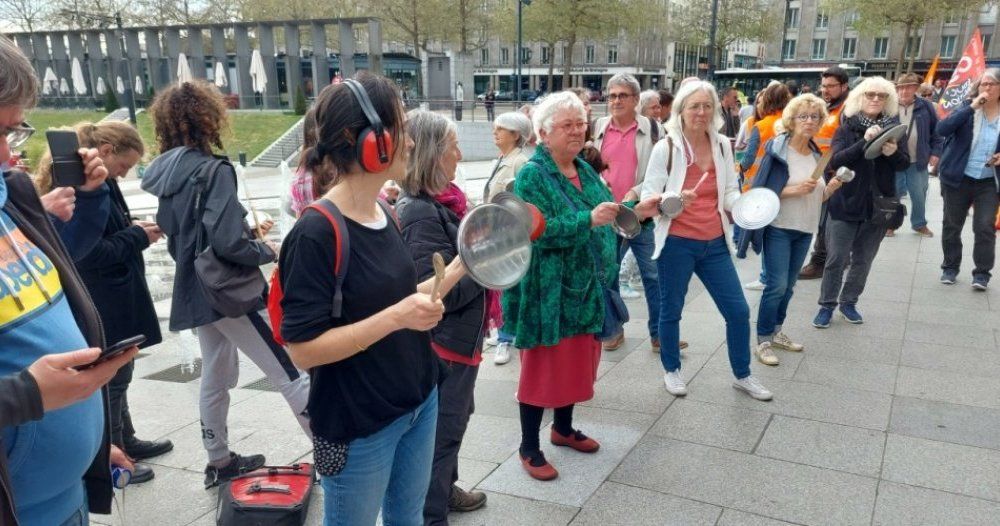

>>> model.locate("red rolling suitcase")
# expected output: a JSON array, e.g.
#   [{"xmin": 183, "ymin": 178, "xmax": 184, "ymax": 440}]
[{"xmin": 216, "ymin": 463, "xmax": 316, "ymax": 526}]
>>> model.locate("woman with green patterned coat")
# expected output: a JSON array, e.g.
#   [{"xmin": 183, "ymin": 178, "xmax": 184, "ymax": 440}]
[{"xmin": 503, "ymin": 91, "xmax": 660, "ymax": 481}]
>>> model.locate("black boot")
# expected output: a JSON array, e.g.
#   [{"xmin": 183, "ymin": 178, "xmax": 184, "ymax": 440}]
[{"xmin": 123, "ymin": 437, "xmax": 174, "ymax": 461}]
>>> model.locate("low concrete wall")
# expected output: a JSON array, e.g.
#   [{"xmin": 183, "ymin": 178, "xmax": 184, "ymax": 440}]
[{"xmin": 456, "ymin": 121, "xmax": 497, "ymax": 161}]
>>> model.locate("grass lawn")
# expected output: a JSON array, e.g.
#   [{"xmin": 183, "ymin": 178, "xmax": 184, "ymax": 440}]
[
  {"xmin": 22, "ymin": 109, "xmax": 108, "ymax": 169},
  {"xmin": 19, "ymin": 109, "xmax": 301, "ymax": 170},
  {"xmin": 136, "ymin": 111, "xmax": 302, "ymax": 161}
]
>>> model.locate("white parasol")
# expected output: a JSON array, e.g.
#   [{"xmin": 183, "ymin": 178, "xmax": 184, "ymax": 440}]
[
  {"xmin": 42, "ymin": 67, "xmax": 57, "ymax": 95},
  {"xmin": 176, "ymin": 52, "xmax": 193, "ymax": 83},
  {"xmin": 214, "ymin": 61, "xmax": 227, "ymax": 87},
  {"xmin": 96, "ymin": 77, "xmax": 106, "ymax": 96},
  {"xmin": 116, "ymin": 76, "xmax": 125, "ymax": 95},
  {"xmin": 71, "ymin": 58, "xmax": 88, "ymax": 95},
  {"xmin": 59, "ymin": 78, "xmax": 69, "ymax": 95},
  {"xmin": 249, "ymin": 49, "xmax": 267, "ymax": 93},
  {"xmin": 134, "ymin": 76, "xmax": 143, "ymax": 94}
]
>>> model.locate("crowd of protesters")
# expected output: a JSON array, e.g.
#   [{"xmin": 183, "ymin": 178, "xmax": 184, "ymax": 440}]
[{"xmin": 1, "ymin": 28, "xmax": 998, "ymax": 526}]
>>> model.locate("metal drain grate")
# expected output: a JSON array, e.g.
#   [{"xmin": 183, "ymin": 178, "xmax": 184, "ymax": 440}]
[
  {"xmin": 143, "ymin": 360, "xmax": 202, "ymax": 383},
  {"xmin": 241, "ymin": 377, "xmax": 278, "ymax": 392}
]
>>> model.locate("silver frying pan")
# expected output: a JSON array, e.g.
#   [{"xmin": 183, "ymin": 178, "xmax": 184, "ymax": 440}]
[{"xmin": 456, "ymin": 204, "xmax": 532, "ymax": 290}]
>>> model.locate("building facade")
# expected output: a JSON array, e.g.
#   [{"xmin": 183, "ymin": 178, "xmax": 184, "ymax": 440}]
[{"xmin": 765, "ymin": 0, "xmax": 999, "ymax": 79}]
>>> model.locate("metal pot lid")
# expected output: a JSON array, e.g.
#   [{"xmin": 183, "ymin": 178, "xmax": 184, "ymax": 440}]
[
  {"xmin": 457, "ymin": 204, "xmax": 532, "ymax": 290},
  {"xmin": 732, "ymin": 188, "xmax": 780, "ymax": 230},
  {"xmin": 613, "ymin": 206, "xmax": 641, "ymax": 239},
  {"xmin": 864, "ymin": 123, "xmax": 907, "ymax": 160}
]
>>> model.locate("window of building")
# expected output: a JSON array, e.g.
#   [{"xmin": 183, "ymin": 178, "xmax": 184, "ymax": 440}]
[
  {"xmin": 607, "ymin": 44, "xmax": 618, "ymax": 64},
  {"xmin": 811, "ymin": 38, "xmax": 826, "ymax": 59},
  {"xmin": 873, "ymin": 37, "xmax": 889, "ymax": 59},
  {"xmin": 941, "ymin": 35, "xmax": 957, "ymax": 57},
  {"xmin": 561, "ymin": 45, "xmax": 569, "ymax": 64},
  {"xmin": 983, "ymin": 33, "xmax": 993, "ymax": 55},
  {"xmin": 845, "ymin": 10, "xmax": 859, "ymax": 27},
  {"xmin": 585, "ymin": 44, "xmax": 595, "ymax": 64},
  {"xmin": 785, "ymin": 7, "xmax": 800, "ymax": 28},
  {"xmin": 782, "ymin": 39, "xmax": 797, "ymax": 60},
  {"xmin": 905, "ymin": 35, "xmax": 922, "ymax": 57},
  {"xmin": 480, "ymin": 48, "xmax": 489, "ymax": 65},
  {"xmin": 521, "ymin": 46, "xmax": 531, "ymax": 64},
  {"xmin": 500, "ymin": 47, "xmax": 509, "ymax": 65},
  {"xmin": 842, "ymin": 37, "xmax": 857, "ymax": 59},
  {"xmin": 541, "ymin": 46, "xmax": 552, "ymax": 64},
  {"xmin": 815, "ymin": 10, "xmax": 829, "ymax": 29},
  {"xmin": 943, "ymin": 12, "xmax": 960, "ymax": 24}
]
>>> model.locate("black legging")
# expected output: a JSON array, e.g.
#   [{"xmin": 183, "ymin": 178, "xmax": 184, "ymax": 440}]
[{"xmin": 519, "ymin": 403, "xmax": 574, "ymax": 455}]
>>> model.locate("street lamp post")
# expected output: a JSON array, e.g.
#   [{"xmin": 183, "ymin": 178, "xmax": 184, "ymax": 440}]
[{"xmin": 516, "ymin": 0, "xmax": 532, "ymax": 103}]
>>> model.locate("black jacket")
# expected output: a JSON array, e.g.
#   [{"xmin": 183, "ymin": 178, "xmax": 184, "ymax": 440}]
[
  {"xmin": 828, "ymin": 115, "xmax": 910, "ymax": 222},
  {"xmin": 396, "ymin": 193, "xmax": 486, "ymax": 357},
  {"xmin": 75, "ymin": 178, "xmax": 162, "ymax": 349},
  {"xmin": 140, "ymin": 147, "xmax": 276, "ymax": 331},
  {"xmin": 0, "ymin": 171, "xmax": 113, "ymax": 523}
]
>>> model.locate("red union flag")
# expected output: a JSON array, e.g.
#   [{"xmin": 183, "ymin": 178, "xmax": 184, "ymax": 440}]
[{"xmin": 938, "ymin": 29, "xmax": 986, "ymax": 116}]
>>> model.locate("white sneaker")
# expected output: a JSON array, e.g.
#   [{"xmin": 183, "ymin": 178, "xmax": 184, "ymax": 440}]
[
  {"xmin": 755, "ymin": 342, "xmax": 780, "ymax": 366},
  {"xmin": 494, "ymin": 342, "xmax": 512, "ymax": 365},
  {"xmin": 733, "ymin": 375, "xmax": 773, "ymax": 401},
  {"xmin": 484, "ymin": 328, "xmax": 499, "ymax": 347},
  {"xmin": 663, "ymin": 371, "xmax": 688, "ymax": 396},
  {"xmin": 771, "ymin": 332, "xmax": 803, "ymax": 352},
  {"xmin": 744, "ymin": 279, "xmax": 765, "ymax": 291},
  {"xmin": 620, "ymin": 283, "xmax": 641, "ymax": 299}
]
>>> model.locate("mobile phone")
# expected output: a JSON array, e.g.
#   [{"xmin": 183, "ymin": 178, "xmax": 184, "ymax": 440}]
[
  {"xmin": 45, "ymin": 130, "xmax": 86, "ymax": 187},
  {"xmin": 74, "ymin": 334, "xmax": 146, "ymax": 371}
]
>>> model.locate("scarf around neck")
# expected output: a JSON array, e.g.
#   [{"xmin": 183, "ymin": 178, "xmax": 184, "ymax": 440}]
[{"xmin": 434, "ymin": 182, "xmax": 469, "ymax": 219}]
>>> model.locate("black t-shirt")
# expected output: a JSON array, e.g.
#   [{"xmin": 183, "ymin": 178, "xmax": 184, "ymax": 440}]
[{"xmin": 278, "ymin": 206, "xmax": 438, "ymax": 442}]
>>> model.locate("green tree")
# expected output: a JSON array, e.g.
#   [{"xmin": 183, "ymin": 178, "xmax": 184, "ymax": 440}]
[
  {"xmin": 103, "ymin": 86, "xmax": 120, "ymax": 113},
  {"xmin": 828, "ymin": 0, "xmax": 987, "ymax": 76},
  {"xmin": 293, "ymin": 85, "xmax": 307, "ymax": 115},
  {"xmin": 669, "ymin": 0, "xmax": 781, "ymax": 72}
]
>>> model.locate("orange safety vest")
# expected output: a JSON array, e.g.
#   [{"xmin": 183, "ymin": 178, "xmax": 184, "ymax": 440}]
[
  {"xmin": 814, "ymin": 103, "xmax": 844, "ymax": 153},
  {"xmin": 742, "ymin": 112, "xmax": 782, "ymax": 191}
]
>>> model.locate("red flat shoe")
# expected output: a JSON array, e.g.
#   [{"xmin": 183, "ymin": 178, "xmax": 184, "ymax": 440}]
[
  {"xmin": 550, "ymin": 427, "xmax": 601, "ymax": 453},
  {"xmin": 519, "ymin": 451, "xmax": 558, "ymax": 481}
]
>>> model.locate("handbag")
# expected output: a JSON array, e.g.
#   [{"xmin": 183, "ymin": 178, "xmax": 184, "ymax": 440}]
[
  {"xmin": 538, "ymin": 162, "xmax": 630, "ymax": 341},
  {"xmin": 192, "ymin": 159, "xmax": 268, "ymax": 318},
  {"xmin": 870, "ymin": 183, "xmax": 906, "ymax": 230}
]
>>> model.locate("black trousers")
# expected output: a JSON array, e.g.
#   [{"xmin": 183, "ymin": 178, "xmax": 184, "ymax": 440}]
[
  {"xmin": 424, "ymin": 361, "xmax": 479, "ymax": 526},
  {"xmin": 808, "ymin": 202, "xmax": 829, "ymax": 266},
  {"xmin": 941, "ymin": 177, "xmax": 999, "ymax": 279},
  {"xmin": 108, "ymin": 358, "xmax": 136, "ymax": 447}
]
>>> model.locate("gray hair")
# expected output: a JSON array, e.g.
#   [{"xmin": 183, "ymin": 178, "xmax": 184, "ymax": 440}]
[
  {"xmin": 638, "ymin": 90, "xmax": 660, "ymax": 114},
  {"xmin": 403, "ymin": 109, "xmax": 457, "ymax": 196},
  {"xmin": 843, "ymin": 76, "xmax": 898, "ymax": 118},
  {"xmin": 972, "ymin": 67, "xmax": 1000, "ymax": 99},
  {"xmin": 0, "ymin": 36, "xmax": 39, "ymax": 109},
  {"xmin": 665, "ymin": 80, "xmax": 724, "ymax": 137},
  {"xmin": 494, "ymin": 111, "xmax": 533, "ymax": 147},
  {"xmin": 532, "ymin": 90, "xmax": 587, "ymax": 139},
  {"xmin": 607, "ymin": 73, "xmax": 641, "ymax": 96}
]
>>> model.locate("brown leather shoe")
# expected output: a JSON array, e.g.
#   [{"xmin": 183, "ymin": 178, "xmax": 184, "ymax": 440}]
[
  {"xmin": 651, "ymin": 337, "xmax": 660, "ymax": 352},
  {"xmin": 679, "ymin": 340, "xmax": 689, "ymax": 350},
  {"xmin": 653, "ymin": 339, "xmax": 689, "ymax": 352},
  {"xmin": 449, "ymin": 485, "xmax": 487, "ymax": 512},
  {"xmin": 798, "ymin": 263, "xmax": 824, "ymax": 280},
  {"xmin": 913, "ymin": 226, "xmax": 934, "ymax": 238},
  {"xmin": 602, "ymin": 332, "xmax": 625, "ymax": 351},
  {"xmin": 520, "ymin": 451, "xmax": 558, "ymax": 481},
  {"xmin": 550, "ymin": 427, "xmax": 600, "ymax": 453}
]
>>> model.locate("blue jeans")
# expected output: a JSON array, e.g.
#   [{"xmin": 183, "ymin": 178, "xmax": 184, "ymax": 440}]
[
  {"xmin": 657, "ymin": 236, "xmax": 751, "ymax": 379},
  {"xmin": 895, "ymin": 164, "xmax": 929, "ymax": 229},
  {"xmin": 497, "ymin": 329, "xmax": 514, "ymax": 344},
  {"xmin": 618, "ymin": 227, "xmax": 660, "ymax": 338},
  {"xmin": 758, "ymin": 226, "xmax": 813, "ymax": 338},
  {"xmin": 60, "ymin": 503, "xmax": 87, "ymax": 526},
  {"xmin": 320, "ymin": 388, "xmax": 438, "ymax": 526}
]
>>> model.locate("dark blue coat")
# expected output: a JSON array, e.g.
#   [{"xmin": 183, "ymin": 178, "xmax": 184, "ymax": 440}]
[{"xmin": 936, "ymin": 100, "xmax": 1000, "ymax": 192}]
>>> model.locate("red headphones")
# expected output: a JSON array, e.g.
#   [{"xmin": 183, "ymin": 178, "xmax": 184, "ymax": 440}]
[{"xmin": 344, "ymin": 79, "xmax": 393, "ymax": 173}]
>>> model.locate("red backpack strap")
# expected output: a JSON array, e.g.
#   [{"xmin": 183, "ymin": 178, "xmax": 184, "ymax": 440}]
[{"xmin": 305, "ymin": 199, "xmax": 350, "ymax": 318}]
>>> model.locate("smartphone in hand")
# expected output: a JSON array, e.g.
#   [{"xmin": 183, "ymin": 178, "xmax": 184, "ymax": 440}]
[
  {"xmin": 74, "ymin": 335, "xmax": 146, "ymax": 371},
  {"xmin": 45, "ymin": 130, "xmax": 86, "ymax": 187}
]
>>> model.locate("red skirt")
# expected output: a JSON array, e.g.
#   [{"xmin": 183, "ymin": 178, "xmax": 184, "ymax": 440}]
[{"xmin": 517, "ymin": 334, "xmax": 601, "ymax": 408}]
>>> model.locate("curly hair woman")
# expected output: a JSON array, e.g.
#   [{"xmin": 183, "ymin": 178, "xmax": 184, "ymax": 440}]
[{"xmin": 140, "ymin": 80, "xmax": 311, "ymax": 489}]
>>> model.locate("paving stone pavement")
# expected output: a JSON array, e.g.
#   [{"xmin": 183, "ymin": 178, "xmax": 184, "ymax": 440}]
[{"xmin": 91, "ymin": 176, "xmax": 1000, "ymax": 525}]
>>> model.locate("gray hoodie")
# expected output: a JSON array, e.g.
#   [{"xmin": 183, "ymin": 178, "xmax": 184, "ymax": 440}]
[{"xmin": 141, "ymin": 147, "xmax": 275, "ymax": 331}]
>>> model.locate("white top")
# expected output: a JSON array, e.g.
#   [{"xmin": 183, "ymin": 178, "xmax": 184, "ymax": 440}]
[
  {"xmin": 640, "ymin": 129, "xmax": 741, "ymax": 259},
  {"xmin": 771, "ymin": 148, "xmax": 825, "ymax": 234}
]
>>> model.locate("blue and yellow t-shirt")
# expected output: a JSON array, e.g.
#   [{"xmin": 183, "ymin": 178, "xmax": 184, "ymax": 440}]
[{"xmin": 0, "ymin": 208, "xmax": 103, "ymax": 526}]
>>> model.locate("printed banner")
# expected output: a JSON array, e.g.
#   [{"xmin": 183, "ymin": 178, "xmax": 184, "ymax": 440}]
[{"xmin": 938, "ymin": 29, "xmax": 985, "ymax": 116}]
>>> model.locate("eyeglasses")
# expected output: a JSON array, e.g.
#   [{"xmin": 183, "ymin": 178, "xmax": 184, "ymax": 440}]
[
  {"xmin": 606, "ymin": 93, "xmax": 634, "ymax": 102},
  {"xmin": 553, "ymin": 121, "xmax": 588, "ymax": 133},
  {"xmin": 795, "ymin": 113, "xmax": 823, "ymax": 122},
  {"xmin": 864, "ymin": 92, "xmax": 889, "ymax": 101},
  {"xmin": 981, "ymin": 81, "xmax": 999, "ymax": 88},
  {"xmin": 1, "ymin": 122, "xmax": 34, "ymax": 150}
]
